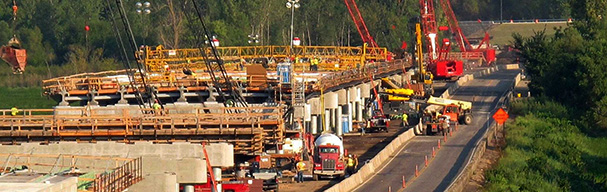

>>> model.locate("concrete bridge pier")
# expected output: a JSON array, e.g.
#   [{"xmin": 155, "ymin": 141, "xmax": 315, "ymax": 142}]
[
  {"xmin": 324, "ymin": 92, "xmax": 338, "ymax": 133},
  {"xmin": 336, "ymin": 90, "xmax": 347, "ymax": 136},
  {"xmin": 359, "ymin": 83, "xmax": 371, "ymax": 121},
  {"xmin": 348, "ymin": 86, "xmax": 360, "ymax": 133},
  {"xmin": 308, "ymin": 98, "xmax": 321, "ymax": 135}
]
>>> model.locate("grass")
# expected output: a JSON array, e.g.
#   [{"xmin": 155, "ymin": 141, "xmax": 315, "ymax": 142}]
[
  {"xmin": 485, "ymin": 98, "xmax": 607, "ymax": 191},
  {"xmin": 469, "ymin": 22, "xmax": 569, "ymax": 46},
  {"xmin": 0, "ymin": 87, "xmax": 57, "ymax": 109}
]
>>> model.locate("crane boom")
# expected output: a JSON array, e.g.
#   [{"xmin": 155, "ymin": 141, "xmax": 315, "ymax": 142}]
[
  {"xmin": 427, "ymin": 96, "xmax": 471, "ymax": 110},
  {"xmin": 438, "ymin": 0, "xmax": 496, "ymax": 64},
  {"xmin": 344, "ymin": 0, "xmax": 379, "ymax": 48},
  {"xmin": 419, "ymin": 0, "xmax": 439, "ymax": 60},
  {"xmin": 438, "ymin": 0, "xmax": 471, "ymax": 52}
]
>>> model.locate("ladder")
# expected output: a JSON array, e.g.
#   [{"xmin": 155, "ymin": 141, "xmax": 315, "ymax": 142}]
[{"xmin": 292, "ymin": 79, "xmax": 306, "ymax": 106}]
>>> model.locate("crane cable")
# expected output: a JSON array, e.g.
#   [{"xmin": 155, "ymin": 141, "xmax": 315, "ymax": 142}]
[
  {"xmin": 190, "ymin": 0, "xmax": 248, "ymax": 108},
  {"xmin": 9, "ymin": 0, "xmax": 19, "ymax": 46},
  {"xmin": 112, "ymin": 0, "xmax": 164, "ymax": 110},
  {"xmin": 103, "ymin": 0, "xmax": 148, "ymax": 111}
]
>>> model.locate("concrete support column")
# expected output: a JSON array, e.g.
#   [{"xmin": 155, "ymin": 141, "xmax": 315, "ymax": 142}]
[
  {"xmin": 324, "ymin": 109, "xmax": 330, "ymax": 132},
  {"xmin": 117, "ymin": 86, "xmax": 128, "ymax": 105},
  {"xmin": 59, "ymin": 89, "xmax": 69, "ymax": 106},
  {"xmin": 324, "ymin": 92, "xmax": 338, "ymax": 133},
  {"xmin": 308, "ymin": 98, "xmax": 321, "ymax": 135},
  {"xmin": 311, "ymin": 115, "xmax": 318, "ymax": 135},
  {"xmin": 331, "ymin": 109, "xmax": 339, "ymax": 133},
  {"xmin": 213, "ymin": 167, "xmax": 222, "ymax": 192},
  {"xmin": 87, "ymin": 90, "xmax": 99, "ymax": 106},
  {"xmin": 356, "ymin": 100, "xmax": 363, "ymax": 122},
  {"xmin": 336, "ymin": 106, "xmax": 343, "ymax": 136},
  {"xmin": 348, "ymin": 101, "xmax": 353, "ymax": 132},
  {"xmin": 184, "ymin": 185, "xmax": 194, "ymax": 192},
  {"xmin": 304, "ymin": 104, "xmax": 311, "ymax": 133},
  {"xmin": 177, "ymin": 86, "xmax": 188, "ymax": 103}
]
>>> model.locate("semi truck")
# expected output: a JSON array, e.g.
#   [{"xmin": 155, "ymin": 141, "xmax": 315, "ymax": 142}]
[{"xmin": 312, "ymin": 133, "xmax": 347, "ymax": 180}]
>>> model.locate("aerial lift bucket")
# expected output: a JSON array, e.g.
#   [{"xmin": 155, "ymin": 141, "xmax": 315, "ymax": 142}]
[{"xmin": 0, "ymin": 36, "xmax": 27, "ymax": 74}]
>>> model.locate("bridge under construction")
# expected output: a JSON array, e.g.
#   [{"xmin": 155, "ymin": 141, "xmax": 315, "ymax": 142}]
[{"xmin": 2, "ymin": 44, "xmax": 414, "ymax": 156}]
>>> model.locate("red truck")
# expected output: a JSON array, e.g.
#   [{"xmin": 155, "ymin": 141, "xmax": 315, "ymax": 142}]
[
  {"xmin": 178, "ymin": 174, "xmax": 264, "ymax": 192},
  {"xmin": 312, "ymin": 133, "xmax": 347, "ymax": 180}
]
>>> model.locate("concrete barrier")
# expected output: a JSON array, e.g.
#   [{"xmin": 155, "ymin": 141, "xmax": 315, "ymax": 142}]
[{"xmin": 325, "ymin": 128, "xmax": 415, "ymax": 192}]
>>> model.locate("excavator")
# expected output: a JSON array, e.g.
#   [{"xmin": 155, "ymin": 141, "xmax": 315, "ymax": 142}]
[{"xmin": 1, "ymin": 1, "xmax": 27, "ymax": 74}]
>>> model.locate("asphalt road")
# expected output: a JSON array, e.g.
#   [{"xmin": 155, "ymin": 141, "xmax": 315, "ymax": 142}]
[{"xmin": 353, "ymin": 69, "xmax": 520, "ymax": 192}]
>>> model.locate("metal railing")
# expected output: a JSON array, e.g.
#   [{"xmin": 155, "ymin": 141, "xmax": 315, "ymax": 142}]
[{"xmin": 0, "ymin": 106, "xmax": 284, "ymax": 133}]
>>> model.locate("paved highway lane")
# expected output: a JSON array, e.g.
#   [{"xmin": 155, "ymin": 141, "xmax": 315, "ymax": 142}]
[{"xmin": 353, "ymin": 69, "xmax": 520, "ymax": 192}]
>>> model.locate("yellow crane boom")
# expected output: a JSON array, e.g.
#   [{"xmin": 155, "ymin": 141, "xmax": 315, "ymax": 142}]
[{"xmin": 427, "ymin": 96, "xmax": 472, "ymax": 110}]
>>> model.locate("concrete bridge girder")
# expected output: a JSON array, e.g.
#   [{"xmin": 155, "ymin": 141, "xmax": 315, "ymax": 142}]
[
  {"xmin": 324, "ymin": 92, "xmax": 338, "ymax": 109},
  {"xmin": 308, "ymin": 97, "xmax": 321, "ymax": 115},
  {"xmin": 337, "ymin": 89, "xmax": 348, "ymax": 105},
  {"xmin": 360, "ymin": 83, "xmax": 371, "ymax": 98}
]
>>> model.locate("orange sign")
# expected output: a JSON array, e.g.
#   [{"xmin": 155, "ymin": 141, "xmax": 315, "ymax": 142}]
[{"xmin": 492, "ymin": 108, "xmax": 509, "ymax": 125}]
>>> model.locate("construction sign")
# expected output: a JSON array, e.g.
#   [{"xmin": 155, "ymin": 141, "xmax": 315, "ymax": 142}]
[{"xmin": 492, "ymin": 108, "xmax": 509, "ymax": 125}]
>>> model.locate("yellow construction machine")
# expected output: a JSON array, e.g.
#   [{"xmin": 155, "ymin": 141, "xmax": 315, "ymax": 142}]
[{"xmin": 411, "ymin": 23, "xmax": 434, "ymax": 96}]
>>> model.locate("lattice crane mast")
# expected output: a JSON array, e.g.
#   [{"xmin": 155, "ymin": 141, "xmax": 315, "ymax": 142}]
[
  {"xmin": 419, "ymin": 0, "xmax": 439, "ymax": 61},
  {"xmin": 344, "ymin": 0, "xmax": 379, "ymax": 49}
]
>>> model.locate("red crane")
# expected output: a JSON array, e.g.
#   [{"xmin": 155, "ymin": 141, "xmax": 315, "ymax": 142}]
[
  {"xmin": 419, "ymin": 0, "xmax": 439, "ymax": 61},
  {"xmin": 419, "ymin": 0, "xmax": 463, "ymax": 79},
  {"xmin": 438, "ymin": 0, "xmax": 496, "ymax": 64},
  {"xmin": 344, "ymin": 0, "xmax": 393, "ymax": 61},
  {"xmin": 344, "ymin": 0, "xmax": 379, "ymax": 48}
]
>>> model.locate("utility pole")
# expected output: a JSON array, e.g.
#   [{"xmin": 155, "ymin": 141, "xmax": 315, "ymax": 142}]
[{"xmin": 500, "ymin": 0, "xmax": 503, "ymax": 23}]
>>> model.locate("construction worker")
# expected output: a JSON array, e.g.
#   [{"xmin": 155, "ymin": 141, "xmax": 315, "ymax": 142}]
[
  {"xmin": 402, "ymin": 112, "xmax": 409, "ymax": 127},
  {"xmin": 10, "ymin": 106, "xmax": 18, "ymax": 116},
  {"xmin": 310, "ymin": 57, "xmax": 319, "ymax": 71},
  {"xmin": 296, "ymin": 160, "xmax": 306, "ymax": 183},
  {"xmin": 347, "ymin": 154, "xmax": 355, "ymax": 175},
  {"xmin": 153, "ymin": 100, "xmax": 162, "ymax": 115}
]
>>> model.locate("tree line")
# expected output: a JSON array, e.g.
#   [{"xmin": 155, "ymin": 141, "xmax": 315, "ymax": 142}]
[
  {"xmin": 513, "ymin": 0, "xmax": 607, "ymax": 131},
  {"xmin": 0, "ymin": 0, "xmax": 570, "ymax": 86}
]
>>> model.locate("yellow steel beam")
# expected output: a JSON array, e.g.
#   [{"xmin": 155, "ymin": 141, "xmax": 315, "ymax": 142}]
[{"xmin": 140, "ymin": 45, "xmax": 389, "ymax": 72}]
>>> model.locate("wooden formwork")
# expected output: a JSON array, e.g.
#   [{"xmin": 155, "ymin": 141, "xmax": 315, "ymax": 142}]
[{"xmin": 0, "ymin": 107, "xmax": 285, "ymax": 155}]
